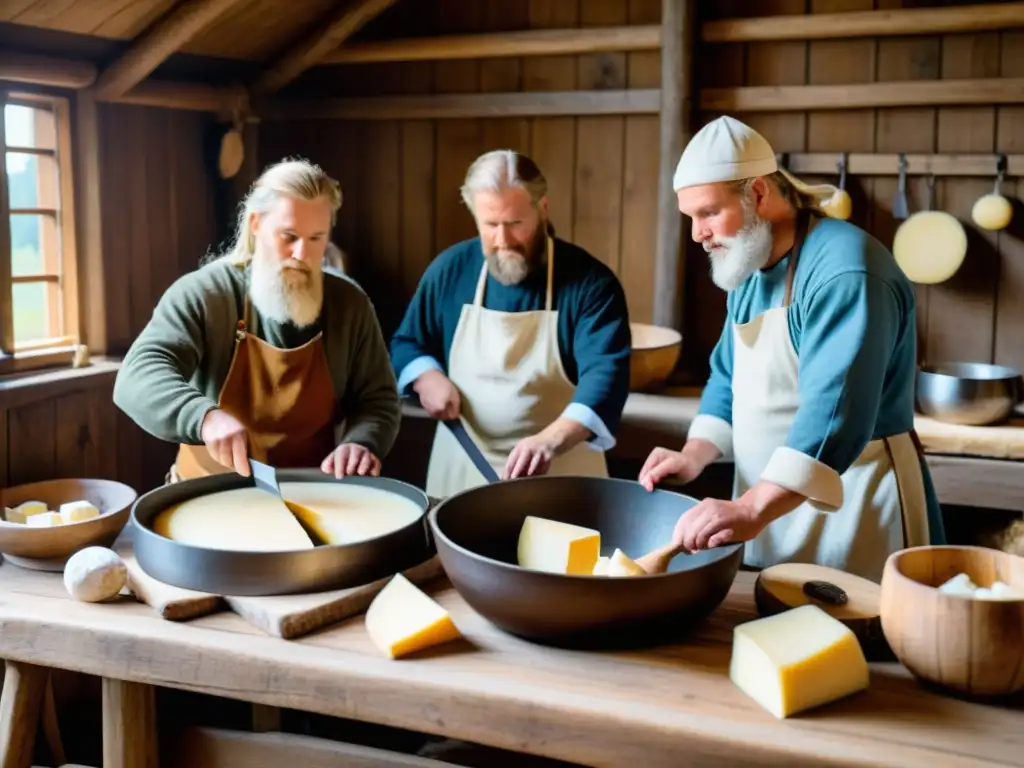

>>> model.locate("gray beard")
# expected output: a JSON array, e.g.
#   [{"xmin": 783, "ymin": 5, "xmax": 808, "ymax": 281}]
[{"xmin": 249, "ymin": 253, "xmax": 324, "ymax": 328}]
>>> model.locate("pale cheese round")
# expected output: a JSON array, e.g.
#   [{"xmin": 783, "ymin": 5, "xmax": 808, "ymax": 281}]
[
  {"xmin": 892, "ymin": 211, "xmax": 968, "ymax": 285},
  {"xmin": 971, "ymin": 194, "xmax": 1013, "ymax": 231},
  {"xmin": 821, "ymin": 189, "xmax": 852, "ymax": 221},
  {"xmin": 64, "ymin": 546, "xmax": 127, "ymax": 602}
]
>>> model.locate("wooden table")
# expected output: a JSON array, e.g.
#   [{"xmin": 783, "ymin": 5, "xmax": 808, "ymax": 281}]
[{"xmin": 0, "ymin": 559, "xmax": 1022, "ymax": 768}]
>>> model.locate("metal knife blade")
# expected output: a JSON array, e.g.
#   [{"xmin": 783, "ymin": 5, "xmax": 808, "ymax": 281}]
[{"xmin": 249, "ymin": 459, "xmax": 282, "ymax": 498}]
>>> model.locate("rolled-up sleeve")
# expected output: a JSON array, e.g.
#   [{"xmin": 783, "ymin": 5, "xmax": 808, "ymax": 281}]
[{"xmin": 762, "ymin": 272, "xmax": 903, "ymax": 511}]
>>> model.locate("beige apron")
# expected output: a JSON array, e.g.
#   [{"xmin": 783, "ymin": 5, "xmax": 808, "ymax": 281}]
[
  {"xmin": 732, "ymin": 211, "xmax": 930, "ymax": 583},
  {"xmin": 170, "ymin": 292, "xmax": 337, "ymax": 482},
  {"xmin": 425, "ymin": 239, "xmax": 609, "ymax": 498}
]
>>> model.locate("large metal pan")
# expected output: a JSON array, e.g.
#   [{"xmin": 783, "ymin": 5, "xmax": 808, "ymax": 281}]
[
  {"xmin": 429, "ymin": 475, "xmax": 743, "ymax": 649},
  {"xmin": 131, "ymin": 470, "xmax": 432, "ymax": 596}
]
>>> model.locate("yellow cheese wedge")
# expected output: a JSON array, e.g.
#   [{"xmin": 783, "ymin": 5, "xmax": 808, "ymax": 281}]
[
  {"xmin": 365, "ymin": 573, "xmax": 461, "ymax": 659},
  {"xmin": 517, "ymin": 516, "xmax": 600, "ymax": 575},
  {"xmin": 27, "ymin": 511, "xmax": 63, "ymax": 527},
  {"xmin": 59, "ymin": 499, "xmax": 100, "ymax": 524},
  {"xmin": 278, "ymin": 482, "xmax": 423, "ymax": 545},
  {"xmin": 592, "ymin": 556, "xmax": 611, "ymax": 576},
  {"xmin": 6, "ymin": 500, "xmax": 49, "ymax": 524},
  {"xmin": 152, "ymin": 488, "xmax": 314, "ymax": 552},
  {"xmin": 729, "ymin": 604, "xmax": 869, "ymax": 718},
  {"xmin": 606, "ymin": 548, "xmax": 646, "ymax": 577}
]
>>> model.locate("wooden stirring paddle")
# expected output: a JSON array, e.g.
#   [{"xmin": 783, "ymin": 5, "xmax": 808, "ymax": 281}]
[{"xmin": 635, "ymin": 541, "xmax": 689, "ymax": 574}]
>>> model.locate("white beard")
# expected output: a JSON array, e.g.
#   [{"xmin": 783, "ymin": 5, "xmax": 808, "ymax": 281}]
[
  {"xmin": 704, "ymin": 199, "xmax": 774, "ymax": 292},
  {"xmin": 249, "ymin": 253, "xmax": 324, "ymax": 328}
]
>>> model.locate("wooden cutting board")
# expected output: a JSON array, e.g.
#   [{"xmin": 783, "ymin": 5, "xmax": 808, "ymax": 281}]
[
  {"xmin": 753, "ymin": 562, "xmax": 895, "ymax": 662},
  {"xmin": 913, "ymin": 413, "xmax": 1024, "ymax": 459},
  {"xmin": 122, "ymin": 552, "xmax": 445, "ymax": 639}
]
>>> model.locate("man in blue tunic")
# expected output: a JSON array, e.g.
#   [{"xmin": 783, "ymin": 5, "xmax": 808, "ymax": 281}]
[
  {"xmin": 639, "ymin": 116, "xmax": 945, "ymax": 582},
  {"xmin": 392, "ymin": 149, "xmax": 632, "ymax": 498}
]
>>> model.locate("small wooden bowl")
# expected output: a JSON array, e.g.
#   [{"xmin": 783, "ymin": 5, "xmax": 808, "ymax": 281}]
[
  {"xmin": 0, "ymin": 478, "xmax": 138, "ymax": 571},
  {"xmin": 629, "ymin": 322, "xmax": 682, "ymax": 392},
  {"xmin": 880, "ymin": 545, "xmax": 1024, "ymax": 697}
]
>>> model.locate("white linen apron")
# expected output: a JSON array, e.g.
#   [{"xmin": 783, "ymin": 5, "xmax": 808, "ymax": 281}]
[
  {"xmin": 425, "ymin": 239, "xmax": 608, "ymax": 499},
  {"xmin": 732, "ymin": 212, "xmax": 931, "ymax": 583}
]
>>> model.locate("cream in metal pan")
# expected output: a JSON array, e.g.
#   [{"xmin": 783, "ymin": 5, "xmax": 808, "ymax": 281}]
[{"xmin": 152, "ymin": 482, "xmax": 423, "ymax": 552}]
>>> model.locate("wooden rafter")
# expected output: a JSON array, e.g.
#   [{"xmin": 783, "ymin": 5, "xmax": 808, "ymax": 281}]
[
  {"xmin": 250, "ymin": 0, "xmax": 401, "ymax": 97},
  {"xmin": 323, "ymin": 26, "xmax": 660, "ymax": 64},
  {"xmin": 0, "ymin": 52, "xmax": 96, "ymax": 90},
  {"xmin": 94, "ymin": 0, "xmax": 252, "ymax": 101},
  {"xmin": 702, "ymin": 2, "xmax": 1024, "ymax": 42}
]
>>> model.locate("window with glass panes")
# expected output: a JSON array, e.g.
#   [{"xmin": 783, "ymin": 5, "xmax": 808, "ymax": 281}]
[{"xmin": 1, "ymin": 90, "xmax": 80, "ymax": 370}]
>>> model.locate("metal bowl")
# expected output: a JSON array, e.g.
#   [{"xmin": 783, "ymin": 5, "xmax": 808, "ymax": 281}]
[
  {"xmin": 131, "ymin": 470, "xmax": 432, "ymax": 595},
  {"xmin": 429, "ymin": 475, "xmax": 743, "ymax": 649},
  {"xmin": 916, "ymin": 362, "xmax": 1024, "ymax": 426}
]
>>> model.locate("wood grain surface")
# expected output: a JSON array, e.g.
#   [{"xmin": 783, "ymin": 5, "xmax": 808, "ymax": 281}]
[{"xmin": 0, "ymin": 558, "xmax": 1021, "ymax": 767}]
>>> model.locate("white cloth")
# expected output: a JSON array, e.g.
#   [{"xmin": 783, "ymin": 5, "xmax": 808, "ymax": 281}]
[
  {"xmin": 727, "ymin": 216, "xmax": 931, "ymax": 582},
  {"xmin": 425, "ymin": 239, "xmax": 608, "ymax": 499}
]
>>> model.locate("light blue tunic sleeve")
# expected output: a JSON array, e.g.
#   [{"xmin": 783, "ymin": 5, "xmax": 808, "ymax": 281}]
[
  {"xmin": 687, "ymin": 294, "xmax": 735, "ymax": 458},
  {"xmin": 785, "ymin": 271, "xmax": 903, "ymax": 474}
]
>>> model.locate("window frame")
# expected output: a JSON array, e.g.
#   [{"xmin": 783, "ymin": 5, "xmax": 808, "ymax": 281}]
[{"xmin": 0, "ymin": 88, "xmax": 81, "ymax": 375}]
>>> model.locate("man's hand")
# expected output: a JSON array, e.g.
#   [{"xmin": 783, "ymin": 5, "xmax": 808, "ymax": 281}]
[
  {"xmin": 413, "ymin": 369, "xmax": 461, "ymax": 421},
  {"xmin": 503, "ymin": 418, "xmax": 592, "ymax": 480},
  {"xmin": 200, "ymin": 409, "xmax": 250, "ymax": 476},
  {"xmin": 321, "ymin": 443, "xmax": 381, "ymax": 478},
  {"xmin": 671, "ymin": 497, "xmax": 767, "ymax": 552},
  {"xmin": 638, "ymin": 448, "xmax": 704, "ymax": 491}
]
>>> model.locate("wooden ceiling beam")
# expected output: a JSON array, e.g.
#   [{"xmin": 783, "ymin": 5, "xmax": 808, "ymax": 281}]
[
  {"xmin": 323, "ymin": 26, "xmax": 661, "ymax": 64},
  {"xmin": 0, "ymin": 51, "xmax": 97, "ymax": 90},
  {"xmin": 251, "ymin": 0, "xmax": 401, "ymax": 97},
  {"xmin": 112, "ymin": 80, "xmax": 246, "ymax": 113},
  {"xmin": 93, "ymin": 0, "xmax": 252, "ymax": 101},
  {"xmin": 703, "ymin": 2, "xmax": 1024, "ymax": 42},
  {"xmin": 701, "ymin": 78, "xmax": 1024, "ymax": 112}
]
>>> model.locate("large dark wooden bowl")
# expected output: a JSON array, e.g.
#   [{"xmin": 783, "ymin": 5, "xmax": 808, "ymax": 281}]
[{"xmin": 429, "ymin": 476, "xmax": 743, "ymax": 649}]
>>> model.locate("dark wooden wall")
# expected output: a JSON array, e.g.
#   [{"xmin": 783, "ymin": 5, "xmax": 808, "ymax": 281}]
[
  {"xmin": 1, "ymin": 102, "xmax": 219, "ymax": 497},
  {"xmin": 260, "ymin": 0, "xmax": 1024, "ymax": 381}
]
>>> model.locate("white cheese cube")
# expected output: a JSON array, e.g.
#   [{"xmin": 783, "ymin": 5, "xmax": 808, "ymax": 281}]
[
  {"xmin": 59, "ymin": 499, "xmax": 100, "ymax": 524},
  {"xmin": 26, "ymin": 511, "xmax": 63, "ymax": 528},
  {"xmin": 517, "ymin": 516, "xmax": 600, "ymax": 575}
]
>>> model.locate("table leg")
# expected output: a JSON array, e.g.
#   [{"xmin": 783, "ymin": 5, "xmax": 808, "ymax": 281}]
[
  {"xmin": 41, "ymin": 673, "xmax": 66, "ymax": 765},
  {"xmin": 102, "ymin": 679, "xmax": 159, "ymax": 768},
  {"xmin": 0, "ymin": 660, "xmax": 47, "ymax": 768}
]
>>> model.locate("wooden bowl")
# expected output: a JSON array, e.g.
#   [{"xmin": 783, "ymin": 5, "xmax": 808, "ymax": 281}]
[
  {"xmin": 629, "ymin": 322, "xmax": 682, "ymax": 392},
  {"xmin": 0, "ymin": 478, "xmax": 138, "ymax": 571},
  {"xmin": 880, "ymin": 545, "xmax": 1024, "ymax": 697}
]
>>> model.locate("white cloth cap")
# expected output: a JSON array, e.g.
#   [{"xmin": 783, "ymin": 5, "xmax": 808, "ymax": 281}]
[{"xmin": 673, "ymin": 116, "xmax": 778, "ymax": 190}]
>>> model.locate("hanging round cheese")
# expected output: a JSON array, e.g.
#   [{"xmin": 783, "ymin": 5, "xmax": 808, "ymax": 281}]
[
  {"xmin": 892, "ymin": 210, "xmax": 967, "ymax": 285},
  {"xmin": 821, "ymin": 189, "xmax": 852, "ymax": 221},
  {"xmin": 971, "ymin": 193, "xmax": 1013, "ymax": 231}
]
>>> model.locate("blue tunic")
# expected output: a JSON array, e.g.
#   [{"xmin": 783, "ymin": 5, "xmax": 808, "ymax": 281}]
[
  {"xmin": 698, "ymin": 218, "xmax": 946, "ymax": 545},
  {"xmin": 390, "ymin": 237, "xmax": 632, "ymax": 449}
]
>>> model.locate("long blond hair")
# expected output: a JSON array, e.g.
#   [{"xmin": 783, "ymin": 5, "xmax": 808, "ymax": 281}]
[{"xmin": 218, "ymin": 158, "xmax": 342, "ymax": 265}]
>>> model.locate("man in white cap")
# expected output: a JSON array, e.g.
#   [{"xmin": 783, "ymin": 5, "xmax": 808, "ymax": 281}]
[{"xmin": 638, "ymin": 115, "xmax": 946, "ymax": 581}]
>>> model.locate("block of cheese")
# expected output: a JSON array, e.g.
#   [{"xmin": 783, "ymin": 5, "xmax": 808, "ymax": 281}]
[
  {"xmin": 365, "ymin": 573, "xmax": 461, "ymax": 659},
  {"xmin": 5, "ymin": 500, "xmax": 49, "ymax": 524},
  {"xmin": 517, "ymin": 516, "xmax": 600, "ymax": 575},
  {"xmin": 59, "ymin": 499, "xmax": 100, "ymax": 524},
  {"xmin": 729, "ymin": 604, "xmax": 869, "ymax": 718},
  {"xmin": 152, "ymin": 488, "xmax": 314, "ymax": 552},
  {"xmin": 27, "ymin": 511, "xmax": 63, "ymax": 527}
]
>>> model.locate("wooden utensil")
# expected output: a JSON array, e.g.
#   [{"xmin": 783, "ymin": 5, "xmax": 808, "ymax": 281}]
[
  {"xmin": 635, "ymin": 542, "xmax": 687, "ymax": 574},
  {"xmin": 754, "ymin": 562, "xmax": 893, "ymax": 661},
  {"xmin": 880, "ymin": 545, "xmax": 1024, "ymax": 698}
]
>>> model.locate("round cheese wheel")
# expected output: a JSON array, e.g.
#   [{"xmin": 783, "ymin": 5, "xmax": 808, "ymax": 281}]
[
  {"xmin": 218, "ymin": 128, "xmax": 245, "ymax": 179},
  {"xmin": 971, "ymin": 193, "xmax": 1013, "ymax": 231},
  {"xmin": 892, "ymin": 210, "xmax": 967, "ymax": 285},
  {"xmin": 822, "ymin": 189, "xmax": 852, "ymax": 221}
]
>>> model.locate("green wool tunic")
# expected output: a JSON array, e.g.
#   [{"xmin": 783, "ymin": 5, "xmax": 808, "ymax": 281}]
[{"xmin": 112, "ymin": 258, "xmax": 401, "ymax": 458}]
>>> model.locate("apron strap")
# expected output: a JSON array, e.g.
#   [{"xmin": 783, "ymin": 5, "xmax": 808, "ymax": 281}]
[
  {"xmin": 783, "ymin": 208, "xmax": 813, "ymax": 308},
  {"xmin": 473, "ymin": 256, "xmax": 489, "ymax": 307},
  {"xmin": 237, "ymin": 287, "xmax": 252, "ymax": 340}
]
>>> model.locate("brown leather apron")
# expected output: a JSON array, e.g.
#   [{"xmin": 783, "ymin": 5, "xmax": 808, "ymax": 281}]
[{"xmin": 171, "ymin": 294, "xmax": 337, "ymax": 482}]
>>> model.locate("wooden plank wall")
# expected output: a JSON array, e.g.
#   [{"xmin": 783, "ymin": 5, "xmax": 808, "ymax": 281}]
[
  {"xmin": 1, "ymin": 103, "xmax": 219, "ymax": 497},
  {"xmin": 262, "ymin": 0, "xmax": 1024, "ymax": 381},
  {"xmin": 259, "ymin": 0, "xmax": 662, "ymax": 339}
]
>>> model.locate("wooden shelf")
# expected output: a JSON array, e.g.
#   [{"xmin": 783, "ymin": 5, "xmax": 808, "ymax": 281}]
[{"xmin": 783, "ymin": 153, "xmax": 1023, "ymax": 178}]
